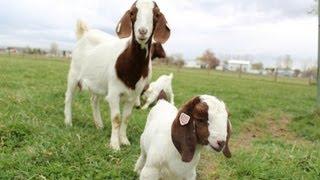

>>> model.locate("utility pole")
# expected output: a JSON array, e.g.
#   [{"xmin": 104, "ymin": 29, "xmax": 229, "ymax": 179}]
[{"xmin": 317, "ymin": 1, "xmax": 320, "ymax": 109}]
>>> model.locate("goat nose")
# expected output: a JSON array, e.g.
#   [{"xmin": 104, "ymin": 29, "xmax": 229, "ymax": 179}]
[
  {"xmin": 138, "ymin": 27, "xmax": 148, "ymax": 35},
  {"xmin": 217, "ymin": 140, "xmax": 225, "ymax": 148}
]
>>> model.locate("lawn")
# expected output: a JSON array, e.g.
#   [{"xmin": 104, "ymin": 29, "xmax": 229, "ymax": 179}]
[{"xmin": 0, "ymin": 55, "xmax": 319, "ymax": 179}]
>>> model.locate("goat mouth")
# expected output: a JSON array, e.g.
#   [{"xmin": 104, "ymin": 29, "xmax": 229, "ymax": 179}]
[
  {"xmin": 138, "ymin": 38, "xmax": 147, "ymax": 41},
  {"xmin": 210, "ymin": 145, "xmax": 223, "ymax": 152}
]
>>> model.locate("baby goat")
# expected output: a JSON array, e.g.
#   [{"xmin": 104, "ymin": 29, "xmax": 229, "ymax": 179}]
[
  {"xmin": 140, "ymin": 73, "xmax": 174, "ymax": 109},
  {"xmin": 64, "ymin": 0, "xmax": 170, "ymax": 150},
  {"xmin": 135, "ymin": 95, "xmax": 231, "ymax": 179}
]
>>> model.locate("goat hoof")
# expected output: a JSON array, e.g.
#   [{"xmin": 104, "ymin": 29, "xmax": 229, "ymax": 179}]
[
  {"xmin": 109, "ymin": 142, "xmax": 120, "ymax": 151},
  {"xmin": 65, "ymin": 121, "xmax": 73, "ymax": 127},
  {"xmin": 120, "ymin": 137, "xmax": 131, "ymax": 146},
  {"xmin": 95, "ymin": 124, "xmax": 104, "ymax": 130}
]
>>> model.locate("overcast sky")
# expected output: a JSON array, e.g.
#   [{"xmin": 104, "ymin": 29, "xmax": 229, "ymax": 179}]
[{"xmin": 0, "ymin": 0, "xmax": 317, "ymax": 68}]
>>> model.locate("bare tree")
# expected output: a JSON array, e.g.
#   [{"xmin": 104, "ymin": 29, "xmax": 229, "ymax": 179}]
[
  {"xmin": 50, "ymin": 42, "xmax": 59, "ymax": 56},
  {"xmin": 171, "ymin": 54, "xmax": 185, "ymax": 71},
  {"xmin": 251, "ymin": 62, "xmax": 264, "ymax": 70},
  {"xmin": 277, "ymin": 55, "xmax": 293, "ymax": 70},
  {"xmin": 197, "ymin": 49, "xmax": 220, "ymax": 69},
  {"xmin": 293, "ymin": 69, "xmax": 301, "ymax": 77}
]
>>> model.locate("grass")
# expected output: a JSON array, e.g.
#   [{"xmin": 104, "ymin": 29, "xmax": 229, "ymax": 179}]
[{"xmin": 0, "ymin": 55, "xmax": 319, "ymax": 179}]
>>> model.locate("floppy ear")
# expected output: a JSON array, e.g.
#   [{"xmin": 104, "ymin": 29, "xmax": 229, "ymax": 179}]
[
  {"xmin": 171, "ymin": 97, "xmax": 200, "ymax": 162},
  {"xmin": 153, "ymin": 12, "xmax": 170, "ymax": 43},
  {"xmin": 151, "ymin": 43, "xmax": 166, "ymax": 60},
  {"xmin": 223, "ymin": 119, "xmax": 232, "ymax": 158},
  {"xmin": 116, "ymin": 10, "xmax": 132, "ymax": 38}
]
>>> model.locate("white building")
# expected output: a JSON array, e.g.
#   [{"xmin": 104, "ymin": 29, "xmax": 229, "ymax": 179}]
[
  {"xmin": 226, "ymin": 60, "xmax": 251, "ymax": 72},
  {"xmin": 185, "ymin": 60, "xmax": 201, "ymax": 68}
]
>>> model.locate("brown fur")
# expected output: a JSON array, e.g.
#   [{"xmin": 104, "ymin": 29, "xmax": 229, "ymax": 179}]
[
  {"xmin": 115, "ymin": 41, "xmax": 150, "ymax": 89},
  {"xmin": 171, "ymin": 97, "xmax": 210, "ymax": 162},
  {"xmin": 141, "ymin": 84, "xmax": 150, "ymax": 96},
  {"xmin": 156, "ymin": 90, "xmax": 168, "ymax": 102},
  {"xmin": 151, "ymin": 43, "xmax": 166, "ymax": 60},
  {"xmin": 113, "ymin": 115, "xmax": 121, "ymax": 128},
  {"xmin": 153, "ymin": 6, "xmax": 171, "ymax": 43}
]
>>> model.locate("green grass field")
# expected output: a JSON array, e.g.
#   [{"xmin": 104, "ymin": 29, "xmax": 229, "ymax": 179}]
[{"xmin": 0, "ymin": 55, "xmax": 319, "ymax": 179}]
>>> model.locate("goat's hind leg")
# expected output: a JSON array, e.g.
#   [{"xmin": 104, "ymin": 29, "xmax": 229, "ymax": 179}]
[
  {"xmin": 90, "ymin": 93, "xmax": 104, "ymax": 129},
  {"xmin": 64, "ymin": 74, "xmax": 78, "ymax": 127}
]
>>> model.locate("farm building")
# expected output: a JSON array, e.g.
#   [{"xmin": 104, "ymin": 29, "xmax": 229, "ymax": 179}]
[{"xmin": 226, "ymin": 60, "xmax": 251, "ymax": 72}]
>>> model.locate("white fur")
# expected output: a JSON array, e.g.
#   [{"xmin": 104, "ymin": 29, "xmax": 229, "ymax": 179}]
[
  {"xmin": 64, "ymin": 17, "xmax": 152, "ymax": 150},
  {"xmin": 135, "ymin": 95, "xmax": 229, "ymax": 179},
  {"xmin": 134, "ymin": 0, "xmax": 155, "ymax": 46},
  {"xmin": 141, "ymin": 73, "xmax": 174, "ymax": 109}
]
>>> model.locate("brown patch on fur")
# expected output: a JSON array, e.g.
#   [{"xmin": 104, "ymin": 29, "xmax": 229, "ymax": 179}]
[
  {"xmin": 115, "ymin": 41, "xmax": 151, "ymax": 89},
  {"xmin": 171, "ymin": 97, "xmax": 210, "ymax": 162},
  {"xmin": 141, "ymin": 84, "xmax": 149, "ymax": 96},
  {"xmin": 112, "ymin": 115, "xmax": 121, "ymax": 128},
  {"xmin": 156, "ymin": 90, "xmax": 168, "ymax": 102},
  {"xmin": 116, "ymin": 3, "xmax": 137, "ymax": 38},
  {"xmin": 77, "ymin": 81, "xmax": 82, "ymax": 91},
  {"xmin": 153, "ymin": 5, "xmax": 171, "ymax": 43},
  {"xmin": 151, "ymin": 43, "xmax": 166, "ymax": 60}
]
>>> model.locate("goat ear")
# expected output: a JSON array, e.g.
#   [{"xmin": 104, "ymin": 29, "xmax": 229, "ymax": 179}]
[
  {"xmin": 151, "ymin": 43, "xmax": 166, "ymax": 60},
  {"xmin": 171, "ymin": 97, "xmax": 200, "ymax": 162},
  {"xmin": 153, "ymin": 13, "xmax": 170, "ymax": 44},
  {"xmin": 223, "ymin": 119, "xmax": 232, "ymax": 158},
  {"xmin": 116, "ymin": 10, "xmax": 132, "ymax": 38}
]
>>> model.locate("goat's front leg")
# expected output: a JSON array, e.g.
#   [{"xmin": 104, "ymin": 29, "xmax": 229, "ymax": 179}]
[
  {"xmin": 120, "ymin": 99, "xmax": 135, "ymax": 145},
  {"xmin": 135, "ymin": 96, "xmax": 141, "ymax": 108},
  {"xmin": 106, "ymin": 94, "xmax": 121, "ymax": 150},
  {"xmin": 140, "ymin": 166, "xmax": 160, "ymax": 180}
]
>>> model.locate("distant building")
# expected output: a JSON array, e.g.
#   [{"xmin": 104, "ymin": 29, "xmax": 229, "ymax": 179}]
[
  {"xmin": 277, "ymin": 69, "xmax": 294, "ymax": 77},
  {"xmin": 226, "ymin": 60, "xmax": 251, "ymax": 72},
  {"xmin": 184, "ymin": 60, "xmax": 201, "ymax": 68}
]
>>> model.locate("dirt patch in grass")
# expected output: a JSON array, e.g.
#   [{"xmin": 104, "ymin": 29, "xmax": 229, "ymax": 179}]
[
  {"xmin": 233, "ymin": 112, "xmax": 311, "ymax": 150},
  {"xmin": 198, "ymin": 111, "xmax": 312, "ymax": 179}
]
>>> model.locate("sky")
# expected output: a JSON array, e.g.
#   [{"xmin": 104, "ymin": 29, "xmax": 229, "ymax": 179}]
[{"xmin": 0, "ymin": 0, "xmax": 317, "ymax": 68}]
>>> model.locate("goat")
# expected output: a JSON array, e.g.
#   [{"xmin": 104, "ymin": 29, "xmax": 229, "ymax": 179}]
[
  {"xmin": 139, "ymin": 73, "xmax": 174, "ymax": 109},
  {"xmin": 135, "ymin": 95, "xmax": 231, "ymax": 179},
  {"xmin": 64, "ymin": 0, "xmax": 170, "ymax": 150}
]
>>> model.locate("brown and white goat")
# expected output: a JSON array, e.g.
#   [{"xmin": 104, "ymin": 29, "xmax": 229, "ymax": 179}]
[
  {"xmin": 64, "ymin": 0, "xmax": 170, "ymax": 150},
  {"xmin": 135, "ymin": 95, "xmax": 231, "ymax": 179}
]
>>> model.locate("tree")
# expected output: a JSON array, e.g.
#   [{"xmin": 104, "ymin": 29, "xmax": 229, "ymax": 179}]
[
  {"xmin": 293, "ymin": 69, "xmax": 301, "ymax": 77},
  {"xmin": 172, "ymin": 54, "xmax": 185, "ymax": 68},
  {"xmin": 197, "ymin": 49, "xmax": 220, "ymax": 69},
  {"xmin": 251, "ymin": 62, "xmax": 263, "ymax": 70},
  {"xmin": 50, "ymin": 42, "xmax": 59, "ymax": 56},
  {"xmin": 277, "ymin": 55, "xmax": 293, "ymax": 70}
]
